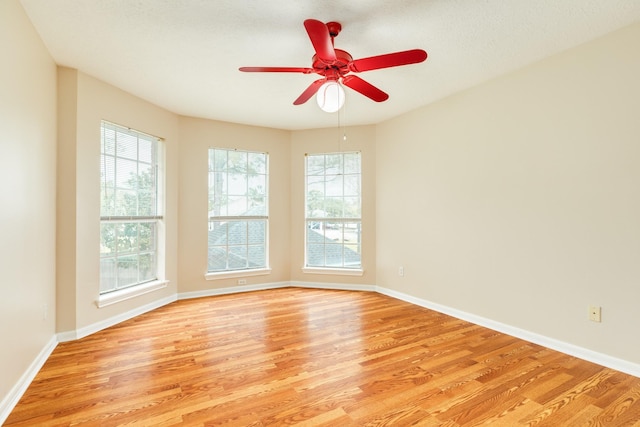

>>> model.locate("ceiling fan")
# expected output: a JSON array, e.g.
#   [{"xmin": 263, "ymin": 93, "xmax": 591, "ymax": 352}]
[{"xmin": 239, "ymin": 19, "xmax": 427, "ymax": 111}]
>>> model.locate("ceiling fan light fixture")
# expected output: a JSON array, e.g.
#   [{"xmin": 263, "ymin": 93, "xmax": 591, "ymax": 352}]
[{"xmin": 316, "ymin": 81, "xmax": 345, "ymax": 113}]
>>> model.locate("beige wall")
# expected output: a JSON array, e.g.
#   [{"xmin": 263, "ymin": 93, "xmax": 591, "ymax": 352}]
[
  {"xmin": 290, "ymin": 126, "xmax": 376, "ymax": 286},
  {"xmin": 376, "ymin": 23, "xmax": 640, "ymax": 363},
  {"xmin": 56, "ymin": 69, "xmax": 180, "ymax": 335},
  {"xmin": 0, "ymin": 0, "xmax": 57, "ymax": 406},
  {"xmin": 178, "ymin": 117, "xmax": 291, "ymax": 293}
]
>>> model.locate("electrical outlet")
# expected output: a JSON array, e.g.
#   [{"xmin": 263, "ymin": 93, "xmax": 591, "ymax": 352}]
[
  {"xmin": 589, "ymin": 305, "xmax": 601, "ymax": 322},
  {"xmin": 238, "ymin": 279, "xmax": 247, "ymax": 285},
  {"xmin": 398, "ymin": 266, "xmax": 404, "ymax": 277}
]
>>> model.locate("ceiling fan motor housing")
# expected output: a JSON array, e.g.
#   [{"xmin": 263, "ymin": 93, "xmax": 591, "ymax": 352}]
[{"xmin": 312, "ymin": 49, "xmax": 353, "ymax": 78}]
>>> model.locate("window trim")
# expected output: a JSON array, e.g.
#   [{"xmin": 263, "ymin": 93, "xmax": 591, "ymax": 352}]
[
  {"xmin": 205, "ymin": 268, "xmax": 272, "ymax": 281},
  {"xmin": 96, "ymin": 279, "xmax": 169, "ymax": 308},
  {"xmin": 301, "ymin": 267, "xmax": 364, "ymax": 276}
]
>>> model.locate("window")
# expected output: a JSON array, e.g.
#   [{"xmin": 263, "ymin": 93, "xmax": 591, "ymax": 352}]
[
  {"xmin": 208, "ymin": 148, "xmax": 268, "ymax": 273},
  {"xmin": 100, "ymin": 121, "xmax": 162, "ymax": 294},
  {"xmin": 305, "ymin": 152, "xmax": 361, "ymax": 269}
]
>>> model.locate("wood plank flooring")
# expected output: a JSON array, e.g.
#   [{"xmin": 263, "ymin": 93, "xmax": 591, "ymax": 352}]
[{"xmin": 6, "ymin": 287, "xmax": 640, "ymax": 426}]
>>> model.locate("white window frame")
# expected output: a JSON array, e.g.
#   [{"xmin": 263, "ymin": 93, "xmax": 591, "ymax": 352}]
[
  {"xmin": 206, "ymin": 148, "xmax": 270, "ymax": 280},
  {"xmin": 98, "ymin": 121, "xmax": 166, "ymax": 303},
  {"xmin": 304, "ymin": 151, "xmax": 363, "ymax": 275}
]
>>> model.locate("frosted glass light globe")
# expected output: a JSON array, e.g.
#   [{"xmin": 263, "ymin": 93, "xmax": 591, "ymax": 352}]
[{"xmin": 316, "ymin": 81, "xmax": 345, "ymax": 113}]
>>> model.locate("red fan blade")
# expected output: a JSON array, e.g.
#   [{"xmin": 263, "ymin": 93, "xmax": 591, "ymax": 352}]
[
  {"xmin": 342, "ymin": 75, "xmax": 388, "ymax": 102},
  {"xmin": 293, "ymin": 78, "xmax": 326, "ymax": 105},
  {"xmin": 239, "ymin": 66, "xmax": 314, "ymax": 74},
  {"xmin": 349, "ymin": 49, "xmax": 427, "ymax": 73},
  {"xmin": 304, "ymin": 19, "xmax": 337, "ymax": 63}
]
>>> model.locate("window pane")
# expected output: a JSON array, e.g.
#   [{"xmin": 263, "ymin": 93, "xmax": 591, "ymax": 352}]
[
  {"xmin": 229, "ymin": 245, "xmax": 247, "ymax": 269},
  {"xmin": 324, "ymin": 197, "xmax": 344, "ymax": 218},
  {"xmin": 116, "ymin": 159, "xmax": 138, "ymax": 190},
  {"xmin": 139, "ymin": 222, "xmax": 155, "ymax": 251},
  {"xmin": 325, "ymin": 174, "xmax": 343, "ymax": 197},
  {"xmin": 117, "ymin": 223, "xmax": 139, "ymax": 254},
  {"xmin": 346, "ymin": 243, "xmax": 361, "ymax": 267},
  {"xmin": 248, "ymin": 175, "xmax": 267, "ymax": 212},
  {"xmin": 344, "ymin": 196, "xmax": 360, "ymax": 217},
  {"xmin": 307, "ymin": 221, "xmax": 326, "ymax": 241},
  {"xmin": 306, "ymin": 176, "xmax": 325, "ymax": 217},
  {"xmin": 343, "ymin": 174, "xmax": 359, "ymax": 197},
  {"xmin": 307, "ymin": 155, "xmax": 324, "ymax": 176},
  {"xmin": 325, "ymin": 222, "xmax": 343, "ymax": 243},
  {"xmin": 227, "ymin": 221, "xmax": 247, "ymax": 245},
  {"xmin": 344, "ymin": 223, "xmax": 362, "ymax": 267},
  {"xmin": 102, "ymin": 126, "xmax": 116, "ymax": 155},
  {"xmin": 228, "ymin": 173, "xmax": 247, "ymax": 196},
  {"xmin": 248, "ymin": 220, "xmax": 266, "ymax": 244},
  {"xmin": 344, "ymin": 153, "xmax": 360, "ymax": 174},
  {"xmin": 228, "ymin": 150, "xmax": 247, "ymax": 174},
  {"xmin": 227, "ymin": 196, "xmax": 248, "ymax": 216},
  {"xmin": 213, "ymin": 149, "xmax": 228, "ymax": 171},
  {"xmin": 100, "ymin": 258, "xmax": 116, "ymax": 293},
  {"xmin": 249, "ymin": 152, "xmax": 266, "ymax": 174},
  {"xmin": 100, "ymin": 223, "xmax": 116, "ymax": 255},
  {"xmin": 306, "ymin": 243, "xmax": 325, "ymax": 267},
  {"xmin": 117, "ymin": 255, "xmax": 139, "ymax": 288},
  {"xmin": 211, "ymin": 170, "xmax": 228, "ymax": 213},
  {"xmin": 248, "ymin": 245, "xmax": 265, "ymax": 267},
  {"xmin": 325, "ymin": 243, "xmax": 344, "ymax": 267},
  {"xmin": 208, "ymin": 246, "xmax": 227, "ymax": 271},
  {"xmin": 208, "ymin": 221, "xmax": 228, "ymax": 245},
  {"xmin": 138, "ymin": 190, "xmax": 156, "ymax": 216},
  {"xmin": 138, "ymin": 138, "xmax": 153, "ymax": 164},
  {"xmin": 139, "ymin": 253, "xmax": 155, "ymax": 282},
  {"xmin": 117, "ymin": 133, "xmax": 138, "ymax": 160},
  {"xmin": 115, "ymin": 158, "xmax": 138, "ymax": 190},
  {"xmin": 114, "ymin": 190, "xmax": 137, "ymax": 216},
  {"xmin": 248, "ymin": 199, "xmax": 266, "ymax": 216},
  {"xmin": 325, "ymin": 154, "xmax": 343, "ymax": 174},
  {"xmin": 138, "ymin": 163, "xmax": 155, "ymax": 190},
  {"xmin": 101, "ymin": 155, "xmax": 116, "ymax": 184}
]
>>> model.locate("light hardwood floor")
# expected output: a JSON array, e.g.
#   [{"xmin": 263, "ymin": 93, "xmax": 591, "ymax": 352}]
[{"xmin": 6, "ymin": 288, "xmax": 640, "ymax": 426}]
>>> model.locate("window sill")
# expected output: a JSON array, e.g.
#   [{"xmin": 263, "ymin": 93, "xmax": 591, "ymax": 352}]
[
  {"xmin": 97, "ymin": 280, "xmax": 169, "ymax": 308},
  {"xmin": 302, "ymin": 267, "xmax": 364, "ymax": 277},
  {"xmin": 205, "ymin": 268, "xmax": 272, "ymax": 281}
]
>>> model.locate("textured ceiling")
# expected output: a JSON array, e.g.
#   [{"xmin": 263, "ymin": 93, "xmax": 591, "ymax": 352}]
[{"xmin": 19, "ymin": 0, "xmax": 640, "ymax": 130}]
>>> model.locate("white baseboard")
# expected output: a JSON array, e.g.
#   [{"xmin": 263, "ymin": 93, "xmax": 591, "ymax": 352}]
[
  {"xmin": 177, "ymin": 281, "xmax": 375, "ymax": 301},
  {"xmin": 375, "ymin": 286, "xmax": 640, "ymax": 378},
  {"xmin": 291, "ymin": 281, "xmax": 377, "ymax": 292},
  {"xmin": 57, "ymin": 294, "xmax": 177, "ymax": 342},
  {"xmin": 178, "ymin": 281, "xmax": 291, "ymax": 300},
  {"xmin": 0, "ymin": 336, "xmax": 57, "ymax": 425}
]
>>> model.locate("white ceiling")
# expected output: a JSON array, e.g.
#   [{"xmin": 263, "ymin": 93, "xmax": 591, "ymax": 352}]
[{"xmin": 19, "ymin": 0, "xmax": 640, "ymax": 131}]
